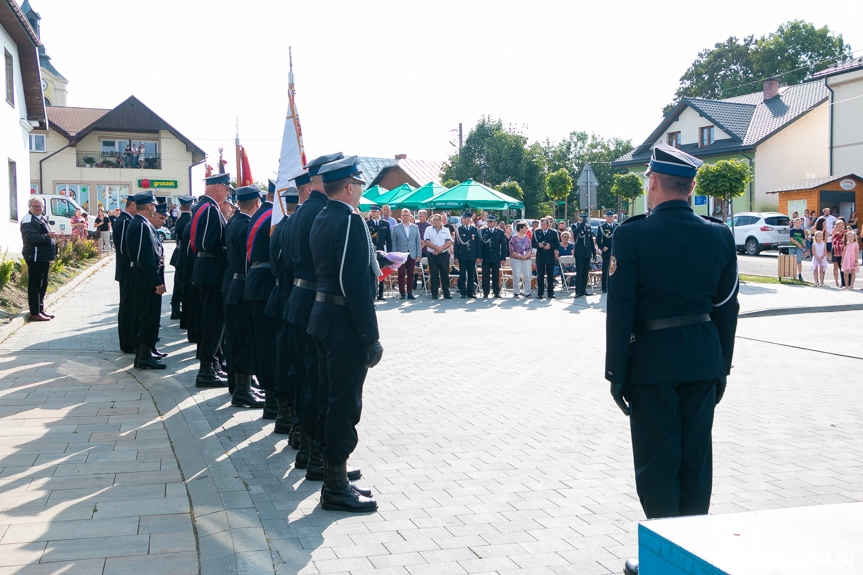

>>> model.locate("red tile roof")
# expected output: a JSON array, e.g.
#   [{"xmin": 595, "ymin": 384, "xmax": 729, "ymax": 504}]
[{"xmin": 46, "ymin": 106, "xmax": 110, "ymax": 137}]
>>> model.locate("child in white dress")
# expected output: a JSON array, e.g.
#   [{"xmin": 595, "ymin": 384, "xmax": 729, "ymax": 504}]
[{"xmin": 811, "ymin": 231, "xmax": 827, "ymax": 287}]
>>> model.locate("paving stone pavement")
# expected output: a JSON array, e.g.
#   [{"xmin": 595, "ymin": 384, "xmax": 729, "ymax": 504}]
[{"xmin": 1, "ymin": 244, "xmax": 862, "ymax": 574}]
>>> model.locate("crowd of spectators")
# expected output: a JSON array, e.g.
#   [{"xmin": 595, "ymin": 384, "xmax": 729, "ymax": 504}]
[{"xmin": 790, "ymin": 207, "xmax": 861, "ymax": 289}]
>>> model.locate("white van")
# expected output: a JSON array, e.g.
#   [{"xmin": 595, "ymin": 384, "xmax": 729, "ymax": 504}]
[{"xmin": 31, "ymin": 194, "xmax": 97, "ymax": 237}]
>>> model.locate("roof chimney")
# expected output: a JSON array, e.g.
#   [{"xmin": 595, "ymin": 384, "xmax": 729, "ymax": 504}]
[
  {"xmin": 395, "ymin": 154, "xmax": 407, "ymax": 160},
  {"xmin": 763, "ymin": 78, "xmax": 779, "ymax": 100}
]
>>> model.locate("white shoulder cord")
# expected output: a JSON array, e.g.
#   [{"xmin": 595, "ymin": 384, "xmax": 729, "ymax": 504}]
[
  {"xmin": 713, "ymin": 261, "xmax": 739, "ymax": 308},
  {"xmin": 339, "ymin": 213, "xmax": 351, "ymax": 297}
]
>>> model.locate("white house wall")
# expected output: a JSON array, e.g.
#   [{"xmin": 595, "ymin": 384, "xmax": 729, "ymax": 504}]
[
  {"xmin": 660, "ymin": 106, "xmax": 732, "ymax": 148},
  {"xmin": 753, "ymin": 103, "xmax": 829, "ymax": 204},
  {"xmin": 0, "ymin": 25, "xmax": 33, "ymax": 256},
  {"xmin": 828, "ymin": 69, "xmax": 863, "ymax": 176}
]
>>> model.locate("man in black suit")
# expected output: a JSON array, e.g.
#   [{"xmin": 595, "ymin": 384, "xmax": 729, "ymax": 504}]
[
  {"xmin": 20, "ymin": 197, "xmax": 58, "ymax": 322},
  {"xmin": 595, "ymin": 209, "xmax": 619, "ymax": 293},
  {"xmin": 245, "ymin": 180, "xmax": 279, "ymax": 418},
  {"xmin": 480, "ymin": 215, "xmax": 507, "ymax": 298},
  {"xmin": 113, "ymin": 194, "xmax": 137, "ymax": 352},
  {"xmin": 191, "ymin": 173, "xmax": 232, "ymax": 388},
  {"xmin": 169, "ymin": 196, "xmax": 193, "ymax": 319},
  {"xmin": 366, "ymin": 205, "xmax": 391, "ymax": 301},
  {"xmin": 532, "ymin": 217, "xmax": 560, "ymax": 299},
  {"xmin": 309, "ymin": 156, "xmax": 379, "ymax": 512},
  {"xmin": 606, "ymin": 144, "xmax": 739, "ymax": 575},
  {"xmin": 180, "ymin": 216, "xmax": 199, "ymax": 340},
  {"xmin": 454, "ymin": 212, "xmax": 481, "ymax": 298},
  {"xmin": 266, "ymin": 187, "xmax": 299, "ymax": 439},
  {"xmin": 123, "ymin": 192, "xmax": 166, "ymax": 370},
  {"xmin": 570, "ymin": 213, "xmax": 597, "ymax": 299},
  {"xmin": 225, "ymin": 186, "xmax": 266, "ymax": 408}
]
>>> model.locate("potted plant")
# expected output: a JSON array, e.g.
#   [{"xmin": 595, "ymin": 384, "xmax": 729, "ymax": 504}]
[{"xmin": 84, "ymin": 156, "xmax": 96, "ymax": 167}]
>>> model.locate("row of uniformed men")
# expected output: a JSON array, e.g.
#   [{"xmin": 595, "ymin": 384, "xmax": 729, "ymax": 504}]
[{"xmin": 164, "ymin": 153, "xmax": 381, "ymax": 512}]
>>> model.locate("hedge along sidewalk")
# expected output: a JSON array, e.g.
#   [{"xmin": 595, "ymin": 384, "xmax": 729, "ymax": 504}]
[{"xmin": 0, "ymin": 254, "xmax": 115, "ymax": 345}]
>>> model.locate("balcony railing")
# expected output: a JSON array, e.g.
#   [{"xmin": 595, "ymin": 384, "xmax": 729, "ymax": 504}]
[{"xmin": 76, "ymin": 151, "xmax": 162, "ymax": 170}]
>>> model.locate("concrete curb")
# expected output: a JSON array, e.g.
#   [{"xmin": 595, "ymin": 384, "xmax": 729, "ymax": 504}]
[
  {"xmin": 739, "ymin": 303, "xmax": 863, "ymax": 319},
  {"xmin": 0, "ymin": 254, "xmax": 115, "ymax": 345}
]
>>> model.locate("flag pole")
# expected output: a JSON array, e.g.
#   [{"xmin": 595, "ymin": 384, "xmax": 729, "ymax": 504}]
[{"xmin": 235, "ymin": 118, "xmax": 243, "ymax": 187}]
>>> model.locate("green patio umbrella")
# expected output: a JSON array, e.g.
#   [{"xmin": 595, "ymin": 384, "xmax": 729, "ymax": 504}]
[
  {"xmin": 362, "ymin": 185, "xmax": 388, "ymax": 201},
  {"xmin": 397, "ymin": 182, "xmax": 448, "ymax": 210},
  {"xmin": 358, "ymin": 195, "xmax": 376, "ymax": 213},
  {"xmin": 370, "ymin": 183, "xmax": 416, "ymax": 207},
  {"xmin": 420, "ymin": 179, "xmax": 523, "ymax": 210}
]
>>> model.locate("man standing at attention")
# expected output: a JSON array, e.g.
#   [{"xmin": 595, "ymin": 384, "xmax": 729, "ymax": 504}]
[
  {"xmin": 423, "ymin": 214, "xmax": 453, "ymax": 300},
  {"xmin": 595, "ymin": 209, "xmax": 619, "ymax": 293},
  {"xmin": 532, "ymin": 217, "xmax": 559, "ymax": 300},
  {"xmin": 20, "ymin": 197, "xmax": 57, "ymax": 322},
  {"xmin": 366, "ymin": 205, "xmax": 391, "ymax": 301},
  {"xmin": 454, "ymin": 212, "xmax": 481, "ymax": 298},
  {"xmin": 391, "ymin": 208, "xmax": 421, "ymax": 300},
  {"xmin": 113, "ymin": 194, "xmax": 137, "ymax": 351},
  {"xmin": 605, "ymin": 144, "xmax": 738, "ymax": 575},
  {"xmin": 169, "ymin": 196, "xmax": 194, "ymax": 319},
  {"xmin": 480, "ymin": 215, "xmax": 507, "ymax": 298}
]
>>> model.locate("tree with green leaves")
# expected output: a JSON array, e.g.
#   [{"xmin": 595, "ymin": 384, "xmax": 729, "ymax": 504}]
[
  {"xmin": 664, "ymin": 20, "xmax": 852, "ymax": 115},
  {"xmin": 494, "ymin": 180, "xmax": 523, "ymax": 201},
  {"xmin": 693, "ymin": 159, "xmax": 753, "ymax": 222},
  {"xmin": 611, "ymin": 173, "xmax": 644, "ymax": 216},
  {"xmin": 545, "ymin": 168, "xmax": 572, "ymax": 220},
  {"xmin": 442, "ymin": 179, "xmax": 460, "ymax": 189}
]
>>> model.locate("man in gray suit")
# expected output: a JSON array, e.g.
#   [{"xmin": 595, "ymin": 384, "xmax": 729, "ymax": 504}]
[{"xmin": 392, "ymin": 208, "xmax": 422, "ymax": 300}]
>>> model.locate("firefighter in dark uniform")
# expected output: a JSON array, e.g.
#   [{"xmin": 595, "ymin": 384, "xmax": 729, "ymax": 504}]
[
  {"xmin": 480, "ymin": 215, "xmax": 507, "ymax": 298},
  {"xmin": 113, "ymin": 194, "xmax": 137, "ymax": 353},
  {"xmin": 531, "ymin": 218, "xmax": 560, "ymax": 299},
  {"xmin": 286, "ymin": 152, "xmax": 347, "ymax": 482},
  {"xmin": 124, "ymin": 192, "xmax": 166, "ymax": 370},
  {"xmin": 169, "ymin": 195, "xmax": 194, "ymax": 319},
  {"xmin": 366, "ymin": 205, "xmax": 391, "ymax": 300},
  {"xmin": 191, "ymin": 173, "xmax": 232, "ymax": 388},
  {"xmin": 220, "ymin": 198, "xmax": 238, "ymax": 391},
  {"xmin": 308, "ymin": 156, "xmax": 379, "ymax": 512},
  {"xmin": 605, "ymin": 144, "xmax": 739, "ymax": 575},
  {"xmin": 224, "ymin": 186, "xmax": 265, "ymax": 408},
  {"xmin": 595, "ymin": 209, "xmax": 618, "ymax": 293},
  {"xmin": 150, "ymin": 202, "xmax": 170, "ymax": 360},
  {"xmin": 245, "ymin": 180, "xmax": 279, "ymax": 419},
  {"xmin": 266, "ymin": 187, "xmax": 299, "ymax": 439},
  {"xmin": 570, "ymin": 213, "xmax": 597, "ymax": 298},
  {"xmin": 454, "ymin": 212, "xmax": 481, "ymax": 298},
  {"xmin": 180, "ymin": 210, "xmax": 199, "ymax": 340}
]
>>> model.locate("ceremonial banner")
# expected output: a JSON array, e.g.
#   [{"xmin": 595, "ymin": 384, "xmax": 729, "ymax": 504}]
[{"xmin": 272, "ymin": 48, "xmax": 307, "ymax": 228}]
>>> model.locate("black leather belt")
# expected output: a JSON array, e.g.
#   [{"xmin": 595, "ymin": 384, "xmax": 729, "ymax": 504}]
[
  {"xmin": 294, "ymin": 278, "xmax": 316, "ymax": 290},
  {"xmin": 315, "ymin": 292, "xmax": 346, "ymax": 306},
  {"xmin": 634, "ymin": 313, "xmax": 711, "ymax": 333},
  {"xmin": 130, "ymin": 262, "xmax": 140, "ymax": 267},
  {"xmin": 250, "ymin": 262, "xmax": 270, "ymax": 269},
  {"xmin": 233, "ymin": 273, "xmax": 246, "ymax": 280},
  {"xmin": 197, "ymin": 252, "xmax": 213, "ymax": 258}
]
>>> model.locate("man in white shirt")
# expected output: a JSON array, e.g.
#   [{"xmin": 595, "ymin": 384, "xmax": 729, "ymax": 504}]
[
  {"xmin": 392, "ymin": 209, "xmax": 422, "ymax": 300},
  {"xmin": 423, "ymin": 214, "xmax": 453, "ymax": 299}
]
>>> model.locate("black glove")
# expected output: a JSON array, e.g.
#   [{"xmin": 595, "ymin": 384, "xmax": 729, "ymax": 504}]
[
  {"xmin": 610, "ymin": 381, "xmax": 630, "ymax": 416},
  {"xmin": 715, "ymin": 378, "xmax": 727, "ymax": 406},
  {"xmin": 364, "ymin": 341, "xmax": 384, "ymax": 369}
]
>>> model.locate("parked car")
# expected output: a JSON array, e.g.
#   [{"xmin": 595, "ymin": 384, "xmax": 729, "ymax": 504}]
[
  {"xmin": 726, "ymin": 212, "xmax": 790, "ymax": 255},
  {"xmin": 156, "ymin": 227, "xmax": 173, "ymax": 242},
  {"xmin": 31, "ymin": 194, "xmax": 97, "ymax": 237}
]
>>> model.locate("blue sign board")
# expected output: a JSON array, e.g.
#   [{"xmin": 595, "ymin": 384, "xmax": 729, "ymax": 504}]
[{"xmin": 694, "ymin": 195, "xmax": 707, "ymax": 206}]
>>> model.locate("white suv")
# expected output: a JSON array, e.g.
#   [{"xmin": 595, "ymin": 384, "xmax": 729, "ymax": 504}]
[{"xmin": 726, "ymin": 212, "xmax": 791, "ymax": 256}]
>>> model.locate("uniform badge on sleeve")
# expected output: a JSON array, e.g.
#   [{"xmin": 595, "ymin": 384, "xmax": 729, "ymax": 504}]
[{"xmin": 609, "ymin": 256, "xmax": 617, "ymax": 276}]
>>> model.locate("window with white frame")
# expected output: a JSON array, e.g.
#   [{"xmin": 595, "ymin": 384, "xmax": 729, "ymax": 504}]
[
  {"xmin": 29, "ymin": 134, "xmax": 46, "ymax": 152},
  {"xmin": 4, "ymin": 50, "xmax": 13, "ymax": 106}
]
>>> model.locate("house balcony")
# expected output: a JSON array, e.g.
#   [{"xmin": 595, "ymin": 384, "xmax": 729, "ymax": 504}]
[{"xmin": 76, "ymin": 151, "xmax": 162, "ymax": 170}]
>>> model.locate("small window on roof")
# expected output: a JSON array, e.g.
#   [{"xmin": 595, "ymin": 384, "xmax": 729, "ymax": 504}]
[
  {"xmin": 699, "ymin": 126, "xmax": 714, "ymax": 147},
  {"xmin": 667, "ymin": 132, "xmax": 681, "ymax": 148}
]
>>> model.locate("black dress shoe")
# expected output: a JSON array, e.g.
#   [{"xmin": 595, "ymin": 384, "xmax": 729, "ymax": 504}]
[
  {"xmin": 170, "ymin": 311, "xmax": 180, "ymax": 319},
  {"xmin": 28, "ymin": 313, "xmax": 50, "ymax": 322},
  {"xmin": 549, "ymin": 294, "xmax": 556, "ymax": 299},
  {"xmin": 624, "ymin": 558, "xmax": 638, "ymax": 575},
  {"xmin": 40, "ymin": 312, "xmax": 55, "ymax": 319},
  {"xmin": 573, "ymin": 293, "xmax": 584, "ymax": 298},
  {"xmin": 151, "ymin": 347, "xmax": 168, "ymax": 358},
  {"xmin": 321, "ymin": 462, "xmax": 377, "ymax": 513},
  {"xmin": 376, "ymin": 295, "xmax": 385, "ymax": 301},
  {"xmin": 400, "ymin": 294, "xmax": 406, "ymax": 300},
  {"xmin": 407, "ymin": 294, "xmax": 416, "ymax": 300},
  {"xmin": 443, "ymin": 295, "xmax": 452, "ymax": 299}
]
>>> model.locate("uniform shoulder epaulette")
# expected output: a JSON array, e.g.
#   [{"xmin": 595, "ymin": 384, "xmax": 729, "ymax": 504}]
[
  {"xmin": 700, "ymin": 215, "xmax": 724, "ymax": 224},
  {"xmin": 620, "ymin": 214, "xmax": 647, "ymax": 226}
]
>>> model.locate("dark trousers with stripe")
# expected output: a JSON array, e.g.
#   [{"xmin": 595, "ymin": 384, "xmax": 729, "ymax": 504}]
[
  {"xmin": 118, "ymin": 279, "xmax": 135, "ymax": 352},
  {"xmin": 481, "ymin": 260, "xmax": 500, "ymax": 297},
  {"xmin": 131, "ymin": 288, "xmax": 161, "ymax": 347},
  {"xmin": 291, "ymin": 324, "xmax": 320, "ymax": 441},
  {"xmin": 249, "ymin": 300, "xmax": 277, "ymax": 398},
  {"xmin": 315, "ymin": 337, "xmax": 367, "ymax": 464},
  {"xmin": 575, "ymin": 257, "xmax": 590, "ymax": 296},
  {"xmin": 629, "ymin": 379, "xmax": 716, "ymax": 519},
  {"xmin": 27, "ymin": 260, "xmax": 49, "ymax": 317},
  {"xmin": 273, "ymin": 319, "xmax": 295, "ymax": 404},
  {"xmin": 196, "ymin": 285, "xmax": 224, "ymax": 364}
]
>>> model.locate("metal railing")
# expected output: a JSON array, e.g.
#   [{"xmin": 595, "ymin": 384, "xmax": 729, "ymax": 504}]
[{"xmin": 76, "ymin": 151, "xmax": 161, "ymax": 170}]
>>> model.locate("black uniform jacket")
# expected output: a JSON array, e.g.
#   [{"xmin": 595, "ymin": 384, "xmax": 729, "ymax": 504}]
[
  {"xmin": 170, "ymin": 212, "xmax": 190, "ymax": 267},
  {"xmin": 191, "ymin": 196, "xmax": 228, "ymax": 286},
  {"xmin": 225, "ymin": 211, "xmax": 251, "ymax": 305},
  {"xmin": 124, "ymin": 214, "xmax": 164, "ymax": 290},
  {"xmin": 532, "ymin": 228, "xmax": 560, "ymax": 265},
  {"xmin": 264, "ymin": 214, "xmax": 293, "ymax": 320},
  {"xmin": 244, "ymin": 201, "xmax": 275, "ymax": 302},
  {"xmin": 308, "ymin": 200, "xmax": 378, "ymax": 345},
  {"xmin": 596, "ymin": 221, "xmax": 618, "ymax": 252},
  {"xmin": 454, "ymin": 225, "xmax": 481, "ymax": 260},
  {"xmin": 287, "ymin": 191, "xmax": 328, "ymax": 328},
  {"xmin": 605, "ymin": 200, "xmax": 739, "ymax": 385},
  {"xmin": 366, "ymin": 217, "xmax": 391, "ymax": 252},
  {"xmin": 480, "ymin": 227, "xmax": 508, "ymax": 262},
  {"xmin": 570, "ymin": 222, "xmax": 596, "ymax": 259},
  {"xmin": 20, "ymin": 212, "xmax": 57, "ymax": 263},
  {"xmin": 113, "ymin": 210, "xmax": 134, "ymax": 282}
]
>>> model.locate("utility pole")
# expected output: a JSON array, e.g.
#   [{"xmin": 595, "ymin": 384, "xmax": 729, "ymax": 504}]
[{"xmin": 459, "ymin": 123, "xmax": 463, "ymax": 150}]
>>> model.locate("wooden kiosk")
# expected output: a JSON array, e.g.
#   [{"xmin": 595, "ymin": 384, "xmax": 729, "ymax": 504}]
[{"xmin": 768, "ymin": 174, "xmax": 863, "ymax": 220}]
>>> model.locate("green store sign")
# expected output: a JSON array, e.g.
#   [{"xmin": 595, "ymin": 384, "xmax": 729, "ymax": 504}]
[{"xmin": 138, "ymin": 179, "xmax": 178, "ymax": 189}]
